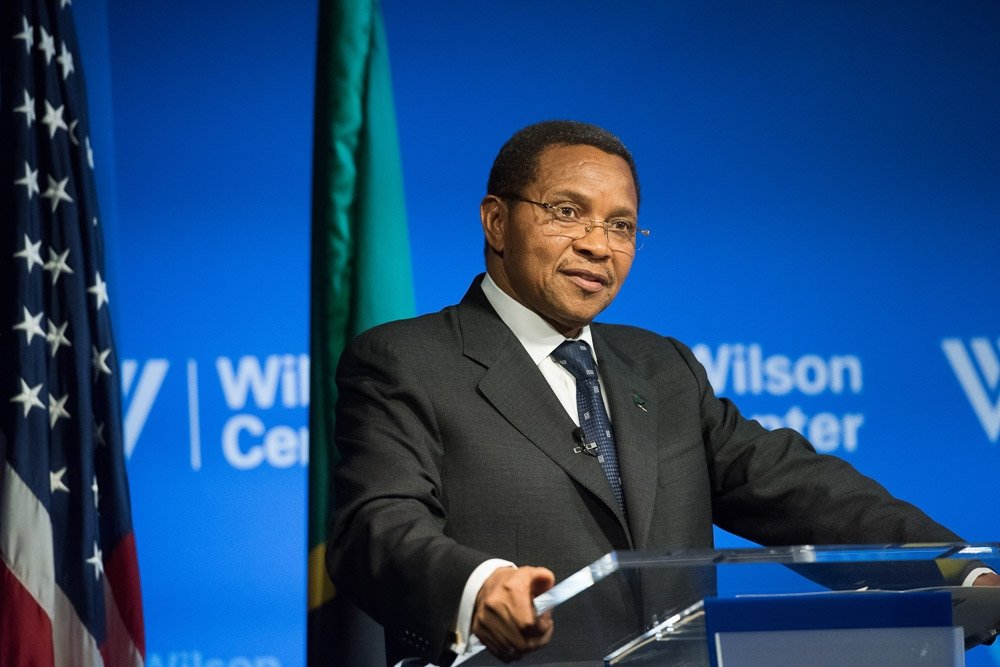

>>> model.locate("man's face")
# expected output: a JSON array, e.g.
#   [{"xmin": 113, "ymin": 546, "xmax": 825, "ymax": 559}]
[{"xmin": 482, "ymin": 144, "xmax": 638, "ymax": 337}]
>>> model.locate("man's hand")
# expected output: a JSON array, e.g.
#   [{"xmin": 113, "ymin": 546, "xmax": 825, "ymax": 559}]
[
  {"xmin": 972, "ymin": 572, "xmax": 1000, "ymax": 587},
  {"xmin": 471, "ymin": 565, "xmax": 556, "ymax": 662}
]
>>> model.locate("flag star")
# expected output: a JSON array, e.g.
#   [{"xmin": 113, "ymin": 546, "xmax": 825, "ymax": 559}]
[
  {"xmin": 93, "ymin": 421, "xmax": 107, "ymax": 447},
  {"xmin": 93, "ymin": 346, "xmax": 113, "ymax": 378},
  {"xmin": 38, "ymin": 26, "xmax": 56, "ymax": 65},
  {"xmin": 92, "ymin": 216, "xmax": 98, "ymax": 227},
  {"xmin": 91, "ymin": 476, "xmax": 99, "ymax": 509},
  {"xmin": 14, "ymin": 17, "xmax": 34, "ymax": 53},
  {"xmin": 68, "ymin": 118, "xmax": 79, "ymax": 146},
  {"xmin": 88, "ymin": 272, "xmax": 109, "ymax": 310},
  {"xmin": 46, "ymin": 318, "xmax": 71, "ymax": 357},
  {"xmin": 15, "ymin": 161, "xmax": 40, "ymax": 199},
  {"xmin": 85, "ymin": 136, "xmax": 94, "ymax": 168},
  {"xmin": 14, "ymin": 234, "xmax": 43, "ymax": 272},
  {"xmin": 14, "ymin": 89, "xmax": 35, "ymax": 127},
  {"xmin": 62, "ymin": 0, "xmax": 72, "ymax": 7},
  {"xmin": 57, "ymin": 41, "xmax": 75, "ymax": 80},
  {"xmin": 41, "ymin": 101, "xmax": 68, "ymax": 138},
  {"xmin": 48, "ymin": 393, "xmax": 70, "ymax": 428},
  {"xmin": 50, "ymin": 467, "xmax": 70, "ymax": 494},
  {"xmin": 13, "ymin": 306, "xmax": 45, "ymax": 344},
  {"xmin": 85, "ymin": 542, "xmax": 104, "ymax": 581},
  {"xmin": 11, "ymin": 378, "xmax": 44, "ymax": 418},
  {"xmin": 41, "ymin": 174, "xmax": 73, "ymax": 213},
  {"xmin": 43, "ymin": 247, "xmax": 74, "ymax": 285}
]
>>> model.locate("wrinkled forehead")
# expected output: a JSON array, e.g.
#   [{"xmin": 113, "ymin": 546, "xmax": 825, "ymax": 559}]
[{"xmin": 530, "ymin": 145, "xmax": 639, "ymax": 209}]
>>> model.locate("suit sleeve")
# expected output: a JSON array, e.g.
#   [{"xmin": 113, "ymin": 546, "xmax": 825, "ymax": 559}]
[
  {"xmin": 666, "ymin": 339, "xmax": 965, "ymax": 547},
  {"xmin": 326, "ymin": 326, "xmax": 493, "ymax": 663}
]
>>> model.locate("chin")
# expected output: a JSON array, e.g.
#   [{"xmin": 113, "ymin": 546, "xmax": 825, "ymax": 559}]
[{"xmin": 557, "ymin": 309, "xmax": 604, "ymax": 332}]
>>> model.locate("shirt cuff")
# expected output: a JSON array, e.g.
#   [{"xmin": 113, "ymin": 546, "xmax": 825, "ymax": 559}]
[
  {"xmin": 450, "ymin": 558, "xmax": 516, "ymax": 655},
  {"xmin": 962, "ymin": 567, "xmax": 995, "ymax": 587}
]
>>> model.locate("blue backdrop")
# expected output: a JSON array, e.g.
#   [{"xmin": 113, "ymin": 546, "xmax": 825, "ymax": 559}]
[{"xmin": 74, "ymin": 1, "xmax": 999, "ymax": 665}]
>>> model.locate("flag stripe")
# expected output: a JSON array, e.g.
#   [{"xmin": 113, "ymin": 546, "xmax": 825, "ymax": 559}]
[
  {"xmin": 308, "ymin": 542, "xmax": 335, "ymax": 609},
  {"xmin": 0, "ymin": 561, "xmax": 56, "ymax": 667},
  {"xmin": 104, "ymin": 532, "xmax": 145, "ymax": 659},
  {"xmin": 102, "ymin": 571, "xmax": 145, "ymax": 667},
  {"xmin": 52, "ymin": 583, "xmax": 103, "ymax": 667},
  {"xmin": 0, "ymin": 461, "xmax": 56, "ymax": 618}
]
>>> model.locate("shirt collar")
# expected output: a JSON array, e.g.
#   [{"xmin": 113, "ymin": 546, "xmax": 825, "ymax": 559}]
[{"xmin": 480, "ymin": 273, "xmax": 597, "ymax": 366}]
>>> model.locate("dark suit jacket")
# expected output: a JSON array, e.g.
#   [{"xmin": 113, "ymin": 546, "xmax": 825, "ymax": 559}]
[{"xmin": 327, "ymin": 276, "xmax": 962, "ymax": 665}]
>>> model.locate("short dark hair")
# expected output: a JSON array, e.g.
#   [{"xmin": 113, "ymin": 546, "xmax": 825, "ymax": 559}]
[{"xmin": 486, "ymin": 120, "xmax": 640, "ymax": 206}]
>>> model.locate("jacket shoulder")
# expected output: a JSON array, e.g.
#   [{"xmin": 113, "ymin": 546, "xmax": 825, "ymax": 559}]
[
  {"xmin": 593, "ymin": 322, "xmax": 696, "ymax": 360},
  {"xmin": 593, "ymin": 323, "xmax": 707, "ymax": 388},
  {"xmin": 346, "ymin": 303, "xmax": 462, "ymax": 350}
]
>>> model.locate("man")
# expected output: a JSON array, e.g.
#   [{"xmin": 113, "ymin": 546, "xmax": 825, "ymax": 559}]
[{"xmin": 327, "ymin": 120, "xmax": 997, "ymax": 665}]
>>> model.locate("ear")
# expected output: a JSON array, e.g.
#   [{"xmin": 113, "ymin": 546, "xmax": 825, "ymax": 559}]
[{"xmin": 480, "ymin": 195, "xmax": 507, "ymax": 255}]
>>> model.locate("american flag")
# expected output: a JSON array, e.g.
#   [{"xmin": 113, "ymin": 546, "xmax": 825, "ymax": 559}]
[{"xmin": 1, "ymin": 1, "xmax": 145, "ymax": 664}]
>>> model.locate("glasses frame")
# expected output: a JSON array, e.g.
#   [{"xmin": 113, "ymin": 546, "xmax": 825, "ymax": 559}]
[{"xmin": 501, "ymin": 195, "xmax": 650, "ymax": 253}]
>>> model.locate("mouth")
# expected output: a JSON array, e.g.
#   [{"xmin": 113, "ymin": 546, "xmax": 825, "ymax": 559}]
[{"xmin": 561, "ymin": 267, "xmax": 611, "ymax": 293}]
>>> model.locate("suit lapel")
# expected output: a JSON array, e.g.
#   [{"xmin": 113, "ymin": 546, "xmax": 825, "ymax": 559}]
[
  {"xmin": 457, "ymin": 281, "xmax": 629, "ymax": 535},
  {"xmin": 592, "ymin": 328, "xmax": 658, "ymax": 548}
]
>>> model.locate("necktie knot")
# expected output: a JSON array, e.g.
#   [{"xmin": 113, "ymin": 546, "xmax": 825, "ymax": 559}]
[{"xmin": 551, "ymin": 340, "xmax": 598, "ymax": 382}]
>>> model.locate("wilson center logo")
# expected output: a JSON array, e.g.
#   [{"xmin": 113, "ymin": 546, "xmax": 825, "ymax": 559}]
[{"xmin": 941, "ymin": 337, "xmax": 1000, "ymax": 443}]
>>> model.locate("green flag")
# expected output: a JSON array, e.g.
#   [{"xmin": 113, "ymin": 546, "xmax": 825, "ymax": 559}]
[{"xmin": 308, "ymin": 0, "xmax": 414, "ymax": 663}]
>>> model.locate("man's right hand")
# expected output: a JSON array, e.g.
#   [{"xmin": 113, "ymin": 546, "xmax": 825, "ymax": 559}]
[{"xmin": 471, "ymin": 565, "xmax": 556, "ymax": 662}]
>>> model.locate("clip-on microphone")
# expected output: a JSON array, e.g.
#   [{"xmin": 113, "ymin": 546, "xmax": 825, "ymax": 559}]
[{"xmin": 571, "ymin": 427, "xmax": 598, "ymax": 456}]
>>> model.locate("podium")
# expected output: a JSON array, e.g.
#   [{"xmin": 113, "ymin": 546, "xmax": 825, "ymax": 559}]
[{"xmin": 458, "ymin": 543, "xmax": 1000, "ymax": 666}]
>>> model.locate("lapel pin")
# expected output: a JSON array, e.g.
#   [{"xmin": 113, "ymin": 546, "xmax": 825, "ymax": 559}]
[{"xmin": 631, "ymin": 392, "xmax": 647, "ymax": 412}]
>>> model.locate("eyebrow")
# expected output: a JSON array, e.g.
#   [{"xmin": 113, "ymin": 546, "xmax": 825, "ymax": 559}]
[{"xmin": 545, "ymin": 189, "xmax": 637, "ymax": 219}]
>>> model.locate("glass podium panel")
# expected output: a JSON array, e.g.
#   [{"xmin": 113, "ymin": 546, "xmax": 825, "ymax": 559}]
[{"xmin": 458, "ymin": 543, "xmax": 1000, "ymax": 666}]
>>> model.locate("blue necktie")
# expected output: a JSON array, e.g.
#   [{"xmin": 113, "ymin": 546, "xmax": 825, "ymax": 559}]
[{"xmin": 551, "ymin": 340, "xmax": 626, "ymax": 515}]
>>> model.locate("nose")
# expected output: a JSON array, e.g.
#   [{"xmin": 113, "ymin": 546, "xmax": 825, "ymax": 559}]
[{"xmin": 572, "ymin": 223, "xmax": 612, "ymax": 257}]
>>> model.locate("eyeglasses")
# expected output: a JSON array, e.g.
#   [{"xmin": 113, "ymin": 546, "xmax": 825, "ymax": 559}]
[{"xmin": 502, "ymin": 195, "xmax": 649, "ymax": 253}]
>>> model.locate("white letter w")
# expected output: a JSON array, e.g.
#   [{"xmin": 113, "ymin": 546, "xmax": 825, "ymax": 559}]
[{"xmin": 942, "ymin": 338, "xmax": 1000, "ymax": 443}]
